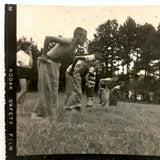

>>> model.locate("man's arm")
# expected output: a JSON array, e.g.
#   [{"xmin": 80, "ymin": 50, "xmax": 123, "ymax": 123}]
[
  {"xmin": 68, "ymin": 56, "xmax": 86, "ymax": 75},
  {"xmin": 43, "ymin": 36, "xmax": 72, "ymax": 54},
  {"xmin": 100, "ymin": 78, "xmax": 112, "ymax": 82},
  {"xmin": 68, "ymin": 54, "xmax": 95, "ymax": 75},
  {"xmin": 28, "ymin": 50, "xmax": 33, "ymax": 67},
  {"xmin": 18, "ymin": 61, "xmax": 32, "ymax": 69}
]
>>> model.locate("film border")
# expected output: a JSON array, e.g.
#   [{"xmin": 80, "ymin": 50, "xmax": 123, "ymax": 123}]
[
  {"xmin": 4, "ymin": 3, "xmax": 160, "ymax": 160},
  {"xmin": 5, "ymin": 4, "xmax": 17, "ymax": 160}
]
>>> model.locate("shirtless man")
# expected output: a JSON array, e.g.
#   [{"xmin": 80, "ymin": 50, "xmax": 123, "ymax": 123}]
[{"xmin": 32, "ymin": 27, "xmax": 87, "ymax": 119}]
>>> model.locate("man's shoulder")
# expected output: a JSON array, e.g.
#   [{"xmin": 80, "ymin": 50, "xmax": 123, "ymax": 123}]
[
  {"xmin": 17, "ymin": 50, "xmax": 26, "ymax": 54},
  {"xmin": 17, "ymin": 50, "xmax": 22, "ymax": 53},
  {"xmin": 17, "ymin": 50, "xmax": 25, "ymax": 56},
  {"xmin": 84, "ymin": 54, "xmax": 95, "ymax": 61},
  {"xmin": 61, "ymin": 38, "xmax": 73, "ymax": 44}
]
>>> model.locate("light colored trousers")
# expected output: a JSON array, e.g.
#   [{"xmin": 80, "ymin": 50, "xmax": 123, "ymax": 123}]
[
  {"xmin": 64, "ymin": 72, "xmax": 82, "ymax": 108},
  {"xmin": 34, "ymin": 57, "xmax": 61, "ymax": 117},
  {"xmin": 99, "ymin": 88, "xmax": 110, "ymax": 107}
]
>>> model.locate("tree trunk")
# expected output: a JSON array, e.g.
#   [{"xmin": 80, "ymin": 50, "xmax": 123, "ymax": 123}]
[
  {"xmin": 127, "ymin": 63, "xmax": 129, "ymax": 75},
  {"xmin": 122, "ymin": 65, "xmax": 124, "ymax": 74},
  {"xmin": 105, "ymin": 57, "xmax": 108, "ymax": 78},
  {"xmin": 133, "ymin": 90, "xmax": 137, "ymax": 102},
  {"xmin": 145, "ymin": 69, "xmax": 147, "ymax": 78},
  {"xmin": 125, "ymin": 62, "xmax": 130, "ymax": 99},
  {"xmin": 111, "ymin": 51, "xmax": 113, "ymax": 77},
  {"xmin": 159, "ymin": 66, "xmax": 160, "ymax": 82}
]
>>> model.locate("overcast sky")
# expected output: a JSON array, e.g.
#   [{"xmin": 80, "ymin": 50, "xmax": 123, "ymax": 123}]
[{"xmin": 17, "ymin": 5, "xmax": 160, "ymax": 49}]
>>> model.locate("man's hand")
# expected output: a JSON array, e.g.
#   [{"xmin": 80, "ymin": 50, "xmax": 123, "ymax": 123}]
[
  {"xmin": 68, "ymin": 68, "xmax": 74, "ymax": 76},
  {"xmin": 68, "ymin": 56, "xmax": 86, "ymax": 75}
]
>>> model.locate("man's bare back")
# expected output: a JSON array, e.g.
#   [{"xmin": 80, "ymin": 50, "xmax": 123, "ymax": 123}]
[
  {"xmin": 47, "ymin": 38, "xmax": 76, "ymax": 61},
  {"xmin": 43, "ymin": 27, "xmax": 87, "ymax": 62}
]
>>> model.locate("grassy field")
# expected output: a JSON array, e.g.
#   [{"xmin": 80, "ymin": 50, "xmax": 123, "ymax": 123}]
[{"xmin": 17, "ymin": 92, "xmax": 160, "ymax": 156}]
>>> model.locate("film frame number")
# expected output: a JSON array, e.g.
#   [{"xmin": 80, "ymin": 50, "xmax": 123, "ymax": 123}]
[{"xmin": 8, "ymin": 6, "xmax": 13, "ymax": 12}]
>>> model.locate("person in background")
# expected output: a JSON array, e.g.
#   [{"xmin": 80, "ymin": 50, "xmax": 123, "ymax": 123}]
[
  {"xmin": 17, "ymin": 42, "xmax": 33, "ymax": 106},
  {"xmin": 98, "ymin": 78, "xmax": 121, "ymax": 107},
  {"xmin": 65, "ymin": 49, "xmax": 103, "ymax": 111},
  {"xmin": 85, "ymin": 66, "xmax": 97, "ymax": 108},
  {"xmin": 109, "ymin": 85, "xmax": 121, "ymax": 106},
  {"xmin": 98, "ymin": 78, "xmax": 111, "ymax": 107},
  {"xmin": 32, "ymin": 27, "xmax": 87, "ymax": 120}
]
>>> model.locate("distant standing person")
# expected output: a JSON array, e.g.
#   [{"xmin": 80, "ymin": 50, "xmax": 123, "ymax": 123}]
[
  {"xmin": 85, "ymin": 66, "xmax": 97, "ymax": 108},
  {"xmin": 32, "ymin": 27, "xmax": 87, "ymax": 119},
  {"xmin": 98, "ymin": 78, "xmax": 120, "ymax": 107},
  {"xmin": 17, "ymin": 42, "xmax": 33, "ymax": 106},
  {"xmin": 99, "ymin": 79, "xmax": 110, "ymax": 107}
]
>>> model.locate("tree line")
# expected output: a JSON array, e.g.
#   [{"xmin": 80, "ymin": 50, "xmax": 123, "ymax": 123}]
[{"xmin": 17, "ymin": 17, "xmax": 160, "ymax": 104}]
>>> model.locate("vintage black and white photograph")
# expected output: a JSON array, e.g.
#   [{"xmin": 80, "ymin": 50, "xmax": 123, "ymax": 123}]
[{"xmin": 5, "ymin": 3, "xmax": 160, "ymax": 160}]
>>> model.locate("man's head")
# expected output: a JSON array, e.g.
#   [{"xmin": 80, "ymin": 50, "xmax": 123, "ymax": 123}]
[
  {"xmin": 94, "ymin": 48, "xmax": 104, "ymax": 62},
  {"xmin": 48, "ymin": 42, "xmax": 56, "ymax": 51},
  {"xmin": 73, "ymin": 27, "xmax": 87, "ymax": 45},
  {"xmin": 21, "ymin": 42, "xmax": 31, "ymax": 53},
  {"xmin": 101, "ymin": 82, "xmax": 107, "ymax": 88}
]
